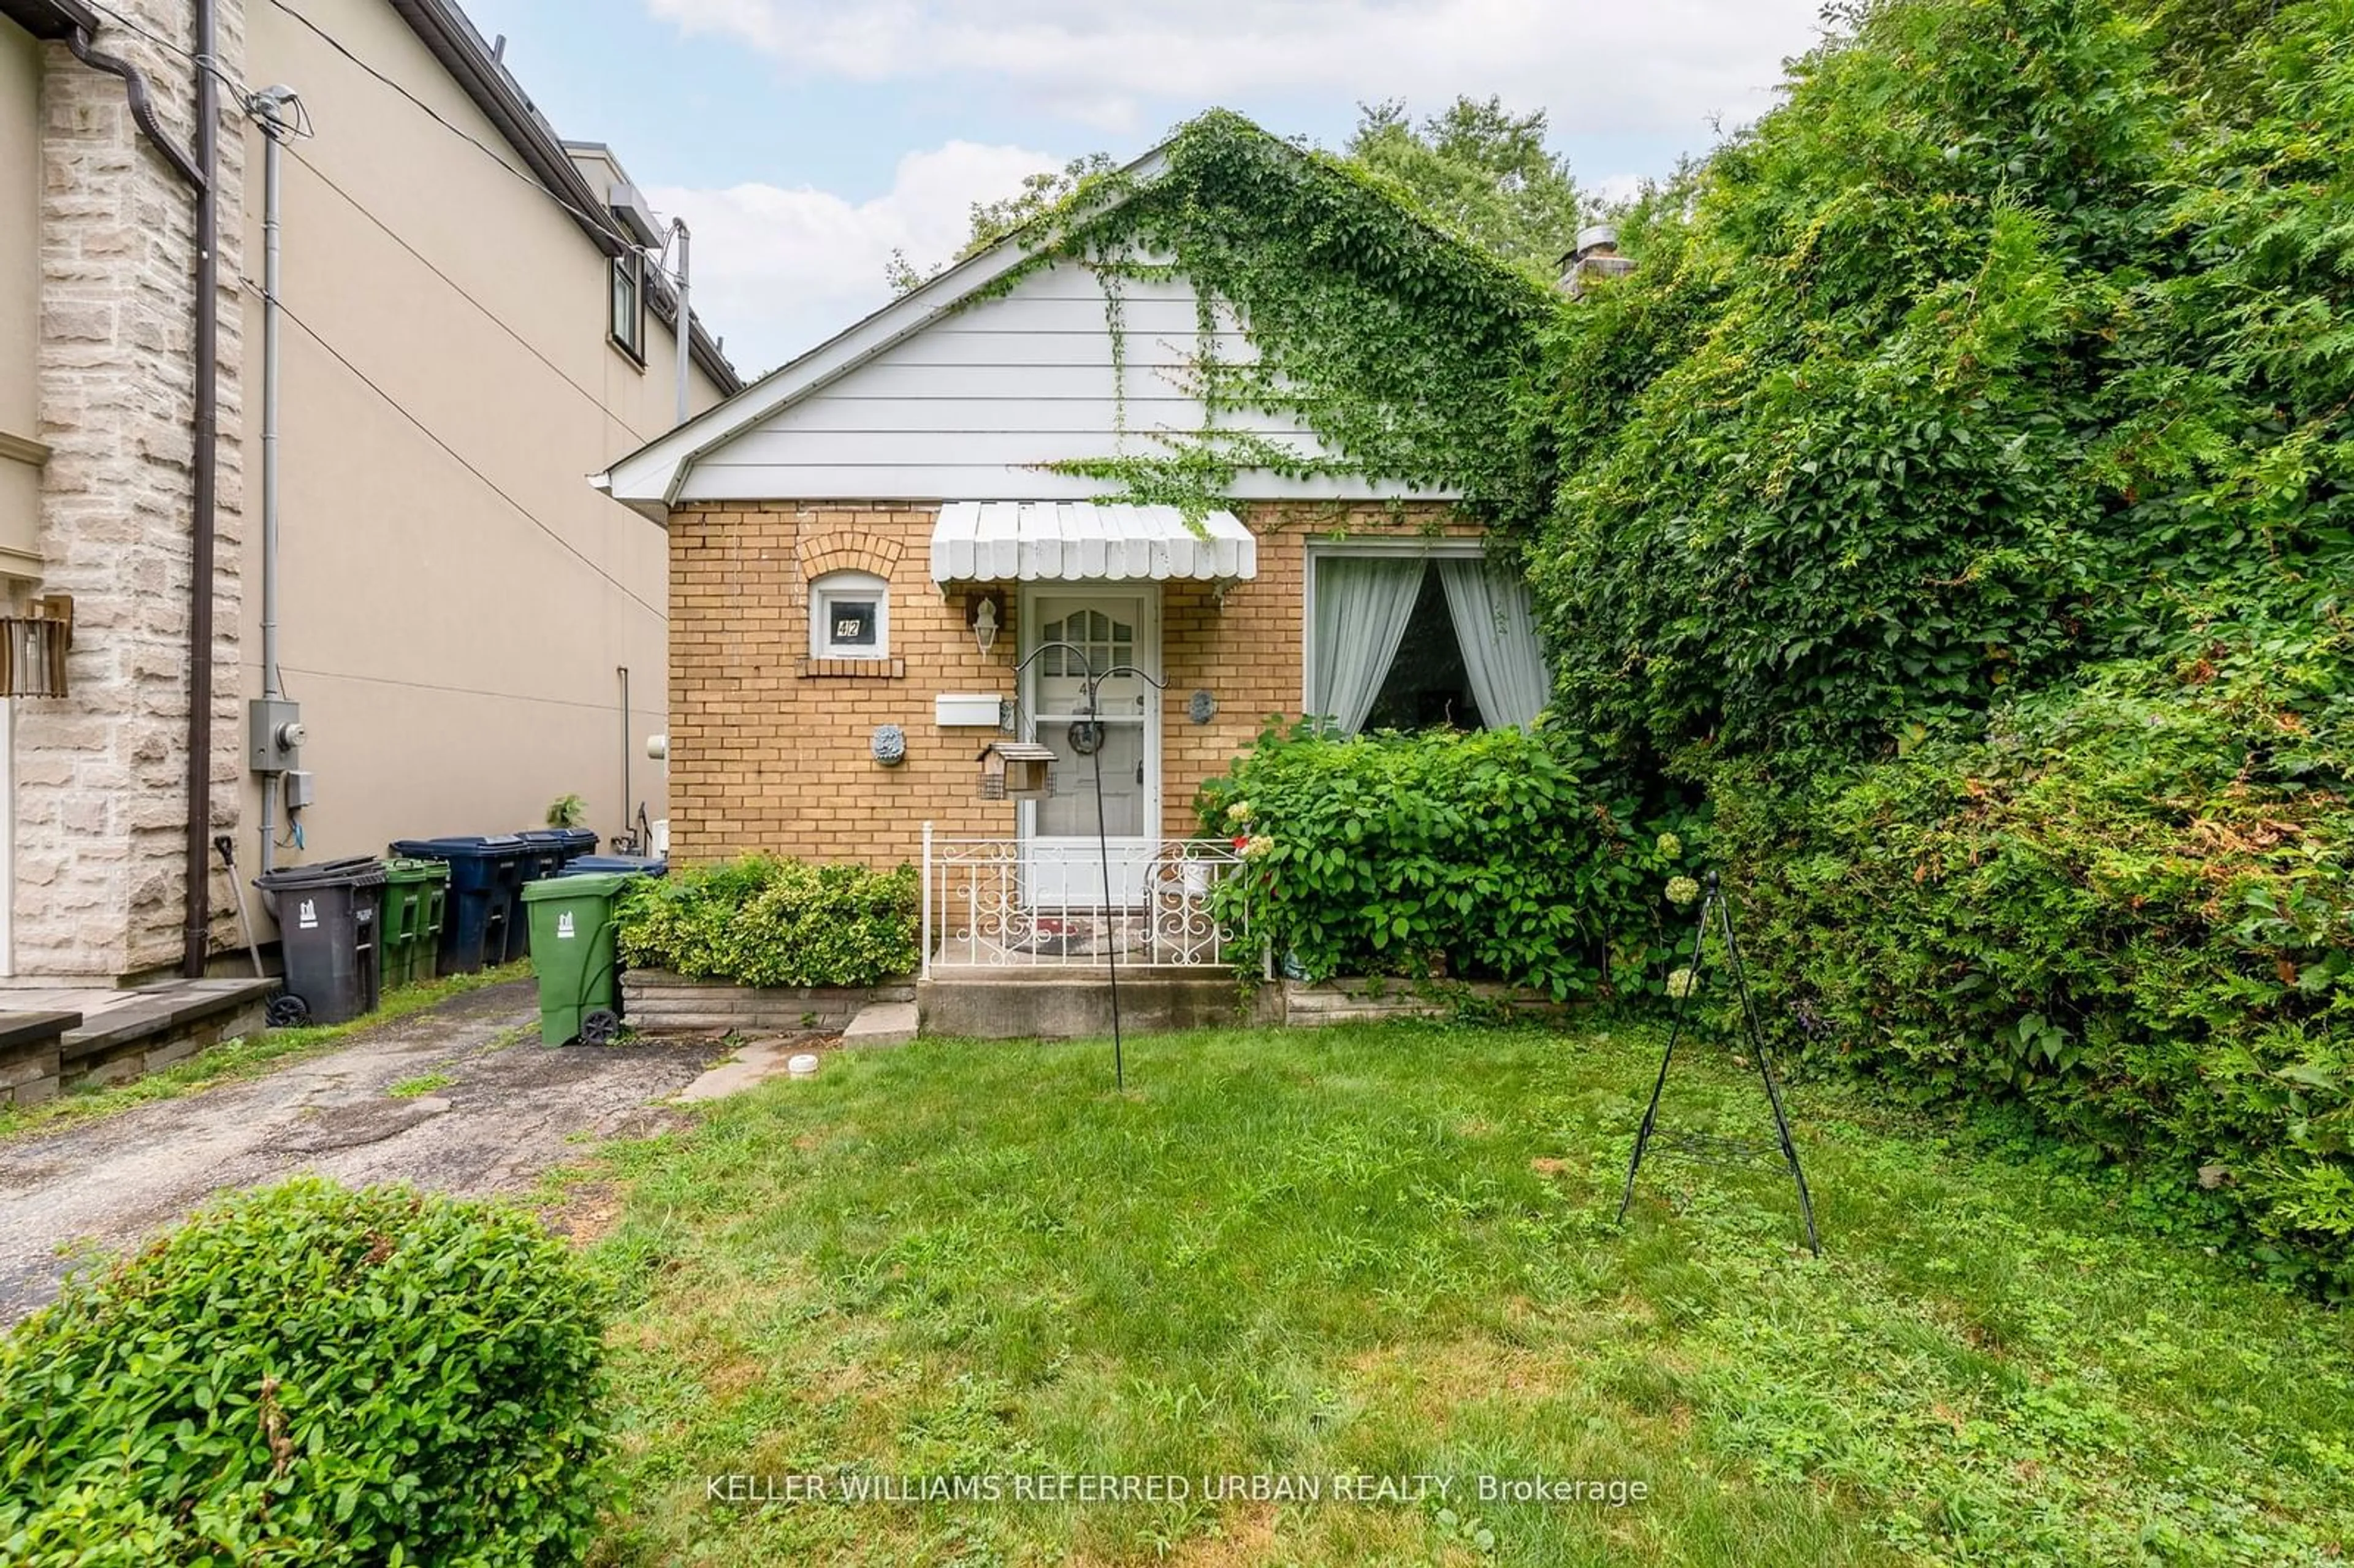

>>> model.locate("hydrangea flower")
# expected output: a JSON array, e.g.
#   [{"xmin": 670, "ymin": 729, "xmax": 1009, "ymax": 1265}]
[
  {"xmin": 1242, "ymin": 834, "xmax": 1276, "ymax": 859},
  {"xmin": 1225, "ymin": 799, "xmax": 1253, "ymax": 824},
  {"xmin": 1665, "ymin": 875, "xmax": 1701, "ymax": 907},
  {"xmin": 1655, "ymin": 832, "xmax": 1683, "ymax": 859},
  {"xmin": 1665, "ymin": 966, "xmax": 1697, "ymax": 999}
]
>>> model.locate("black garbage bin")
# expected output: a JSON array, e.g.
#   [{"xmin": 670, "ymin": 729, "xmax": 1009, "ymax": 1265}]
[{"xmin": 256, "ymin": 857, "xmax": 387, "ymax": 1027}]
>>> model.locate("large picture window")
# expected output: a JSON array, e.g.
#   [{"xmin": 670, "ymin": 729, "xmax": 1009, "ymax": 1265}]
[{"xmin": 1306, "ymin": 547, "xmax": 1549, "ymax": 735}]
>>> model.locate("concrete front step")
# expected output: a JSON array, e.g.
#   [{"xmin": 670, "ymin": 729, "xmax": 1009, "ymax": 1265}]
[
  {"xmin": 918, "ymin": 970, "xmax": 1281, "ymax": 1040},
  {"xmin": 842, "ymin": 1000, "xmax": 918, "ymax": 1049}
]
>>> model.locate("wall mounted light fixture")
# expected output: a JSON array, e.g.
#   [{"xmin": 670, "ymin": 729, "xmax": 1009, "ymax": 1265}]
[{"xmin": 967, "ymin": 589, "xmax": 1005, "ymax": 653}]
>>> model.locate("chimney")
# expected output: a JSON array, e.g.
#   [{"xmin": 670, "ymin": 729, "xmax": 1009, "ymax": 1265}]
[{"xmin": 1560, "ymin": 224, "xmax": 1636, "ymax": 298}]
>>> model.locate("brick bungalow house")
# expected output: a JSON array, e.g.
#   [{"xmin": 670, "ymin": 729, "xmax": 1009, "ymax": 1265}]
[{"xmin": 597, "ymin": 130, "xmax": 1552, "ymax": 958}]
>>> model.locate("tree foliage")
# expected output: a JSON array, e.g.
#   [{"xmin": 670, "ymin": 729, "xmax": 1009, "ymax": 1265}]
[
  {"xmin": 1525, "ymin": 0, "xmax": 2354, "ymax": 766},
  {"xmin": 966, "ymin": 152, "xmax": 1119, "ymax": 258},
  {"xmin": 1343, "ymin": 96, "xmax": 1588, "ymax": 272}
]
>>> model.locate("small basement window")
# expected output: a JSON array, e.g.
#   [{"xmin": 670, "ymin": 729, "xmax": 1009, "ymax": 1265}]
[
  {"xmin": 609, "ymin": 253, "xmax": 646, "ymax": 363},
  {"xmin": 810, "ymin": 571, "xmax": 889, "ymax": 659}
]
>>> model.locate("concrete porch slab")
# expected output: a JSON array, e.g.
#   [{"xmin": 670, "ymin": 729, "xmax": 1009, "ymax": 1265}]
[{"xmin": 0, "ymin": 977, "xmax": 277, "ymax": 1102}]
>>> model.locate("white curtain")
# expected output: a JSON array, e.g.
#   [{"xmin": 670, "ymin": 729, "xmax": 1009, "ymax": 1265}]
[
  {"xmin": 1311, "ymin": 556, "xmax": 1425, "ymax": 736},
  {"xmin": 1439, "ymin": 557, "xmax": 1551, "ymax": 729}
]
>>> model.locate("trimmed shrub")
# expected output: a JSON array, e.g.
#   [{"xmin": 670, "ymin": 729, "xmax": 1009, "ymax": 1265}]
[
  {"xmin": 1716, "ymin": 645, "xmax": 2353, "ymax": 1293},
  {"xmin": 614, "ymin": 856, "xmax": 918, "ymax": 988},
  {"xmin": 1197, "ymin": 721, "xmax": 1702, "ymax": 999},
  {"xmin": 0, "ymin": 1178, "xmax": 609, "ymax": 1566}
]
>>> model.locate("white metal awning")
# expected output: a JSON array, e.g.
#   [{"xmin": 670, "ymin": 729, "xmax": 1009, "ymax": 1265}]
[{"xmin": 928, "ymin": 501, "xmax": 1257, "ymax": 584}]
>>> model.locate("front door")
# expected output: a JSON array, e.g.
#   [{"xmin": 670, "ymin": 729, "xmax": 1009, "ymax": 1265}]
[{"xmin": 1021, "ymin": 588, "xmax": 1159, "ymax": 908}]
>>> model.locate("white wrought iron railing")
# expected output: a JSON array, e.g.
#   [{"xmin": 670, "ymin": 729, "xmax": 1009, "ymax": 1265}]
[{"xmin": 921, "ymin": 826, "xmax": 1267, "ymax": 976}]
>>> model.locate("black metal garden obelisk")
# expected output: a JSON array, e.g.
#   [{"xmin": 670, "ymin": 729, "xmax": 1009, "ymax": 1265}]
[{"xmin": 1617, "ymin": 869, "xmax": 1821, "ymax": 1255}]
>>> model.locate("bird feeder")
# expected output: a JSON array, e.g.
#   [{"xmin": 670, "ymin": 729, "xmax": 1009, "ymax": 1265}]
[{"xmin": 976, "ymin": 740, "xmax": 1056, "ymax": 801}]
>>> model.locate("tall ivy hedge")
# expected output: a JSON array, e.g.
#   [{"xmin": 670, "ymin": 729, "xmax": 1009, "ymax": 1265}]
[
  {"xmin": 1525, "ymin": 0, "xmax": 2354, "ymax": 765},
  {"xmin": 1711, "ymin": 638, "xmax": 2353, "ymax": 1293},
  {"xmin": 1496, "ymin": 0, "xmax": 2354, "ymax": 1289}
]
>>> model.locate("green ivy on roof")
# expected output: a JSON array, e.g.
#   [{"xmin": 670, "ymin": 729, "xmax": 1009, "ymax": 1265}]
[{"xmin": 977, "ymin": 110, "xmax": 1564, "ymax": 529}]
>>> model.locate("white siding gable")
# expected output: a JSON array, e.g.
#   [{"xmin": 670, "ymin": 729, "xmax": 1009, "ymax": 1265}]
[{"xmin": 676, "ymin": 262, "xmax": 1445, "ymax": 503}]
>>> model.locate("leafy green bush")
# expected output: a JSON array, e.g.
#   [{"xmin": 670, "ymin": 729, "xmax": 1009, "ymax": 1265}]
[
  {"xmin": 1197, "ymin": 722, "xmax": 1702, "ymax": 999},
  {"xmin": 0, "ymin": 1179, "xmax": 609, "ymax": 1565},
  {"xmin": 614, "ymin": 856, "xmax": 919, "ymax": 988},
  {"xmin": 1715, "ymin": 642, "xmax": 2353, "ymax": 1293}
]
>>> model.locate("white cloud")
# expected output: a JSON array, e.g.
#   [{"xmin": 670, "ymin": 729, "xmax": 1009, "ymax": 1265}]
[
  {"xmin": 643, "ymin": 0, "xmax": 1827, "ymax": 135},
  {"xmin": 1590, "ymin": 171, "xmax": 1649, "ymax": 208},
  {"xmin": 648, "ymin": 139, "xmax": 1059, "ymax": 374}
]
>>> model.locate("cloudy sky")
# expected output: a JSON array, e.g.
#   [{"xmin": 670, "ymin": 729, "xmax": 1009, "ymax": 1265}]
[{"xmin": 455, "ymin": 0, "xmax": 1832, "ymax": 375}]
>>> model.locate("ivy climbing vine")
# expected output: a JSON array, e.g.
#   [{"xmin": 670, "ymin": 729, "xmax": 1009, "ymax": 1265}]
[{"xmin": 967, "ymin": 110, "xmax": 1563, "ymax": 528}]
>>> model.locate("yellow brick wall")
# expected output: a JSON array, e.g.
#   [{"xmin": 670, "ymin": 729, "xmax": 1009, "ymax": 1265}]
[{"xmin": 667, "ymin": 500, "xmax": 1480, "ymax": 867}]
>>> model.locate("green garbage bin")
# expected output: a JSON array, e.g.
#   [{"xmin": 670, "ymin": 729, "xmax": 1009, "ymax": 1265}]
[
  {"xmin": 520, "ymin": 871, "xmax": 633, "ymax": 1045},
  {"xmin": 378, "ymin": 858, "xmax": 451, "ymax": 988}
]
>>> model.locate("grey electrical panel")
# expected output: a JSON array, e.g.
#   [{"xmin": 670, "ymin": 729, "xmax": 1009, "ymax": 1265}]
[{"xmin": 249, "ymin": 698, "xmax": 304, "ymax": 773}]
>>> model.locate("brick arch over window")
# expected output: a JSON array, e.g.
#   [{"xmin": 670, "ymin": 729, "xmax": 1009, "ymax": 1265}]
[{"xmin": 798, "ymin": 531, "xmax": 904, "ymax": 585}]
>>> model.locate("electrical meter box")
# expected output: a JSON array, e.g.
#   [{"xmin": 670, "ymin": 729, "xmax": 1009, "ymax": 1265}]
[{"xmin": 249, "ymin": 698, "xmax": 304, "ymax": 773}]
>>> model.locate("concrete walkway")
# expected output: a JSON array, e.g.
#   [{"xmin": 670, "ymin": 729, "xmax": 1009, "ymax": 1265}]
[{"xmin": 0, "ymin": 980, "xmax": 710, "ymax": 1325}]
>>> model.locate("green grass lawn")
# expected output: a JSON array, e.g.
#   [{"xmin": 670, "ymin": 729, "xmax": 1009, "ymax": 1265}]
[{"xmin": 575, "ymin": 1021, "xmax": 2354, "ymax": 1567}]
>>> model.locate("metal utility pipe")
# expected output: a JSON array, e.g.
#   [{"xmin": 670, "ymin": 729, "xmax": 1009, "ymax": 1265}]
[
  {"xmin": 617, "ymin": 665, "xmax": 631, "ymax": 851},
  {"xmin": 671, "ymin": 219, "xmax": 691, "ymax": 427},
  {"xmin": 181, "ymin": 0, "xmax": 221, "ymax": 978},
  {"xmin": 249, "ymin": 87, "xmax": 299, "ymax": 875}
]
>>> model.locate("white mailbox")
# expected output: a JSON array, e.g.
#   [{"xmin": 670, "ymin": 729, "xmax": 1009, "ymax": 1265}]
[{"xmin": 935, "ymin": 693, "xmax": 1005, "ymax": 728}]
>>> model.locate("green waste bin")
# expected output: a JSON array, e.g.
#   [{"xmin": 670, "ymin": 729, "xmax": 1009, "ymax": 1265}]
[
  {"xmin": 378, "ymin": 858, "xmax": 451, "ymax": 988},
  {"xmin": 520, "ymin": 871, "xmax": 633, "ymax": 1045}
]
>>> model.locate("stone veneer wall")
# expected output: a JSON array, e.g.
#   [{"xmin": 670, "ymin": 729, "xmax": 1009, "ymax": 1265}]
[
  {"xmin": 15, "ymin": 0, "xmax": 246, "ymax": 976},
  {"xmin": 665, "ymin": 500, "xmax": 1477, "ymax": 868}
]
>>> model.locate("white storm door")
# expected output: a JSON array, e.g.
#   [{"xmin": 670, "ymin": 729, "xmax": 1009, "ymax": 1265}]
[{"xmin": 1020, "ymin": 588, "xmax": 1160, "ymax": 908}]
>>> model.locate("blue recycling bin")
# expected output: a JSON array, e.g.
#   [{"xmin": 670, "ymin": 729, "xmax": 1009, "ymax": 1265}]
[
  {"xmin": 518, "ymin": 828, "xmax": 599, "ymax": 878},
  {"xmin": 387, "ymin": 836, "xmax": 530, "ymax": 973},
  {"xmin": 559, "ymin": 854, "xmax": 666, "ymax": 878}
]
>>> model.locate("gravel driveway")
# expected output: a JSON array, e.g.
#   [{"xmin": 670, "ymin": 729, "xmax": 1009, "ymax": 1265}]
[{"xmin": 0, "ymin": 980, "xmax": 710, "ymax": 1325}]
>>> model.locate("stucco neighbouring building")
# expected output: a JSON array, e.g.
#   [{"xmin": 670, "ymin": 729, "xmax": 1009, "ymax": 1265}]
[
  {"xmin": 601, "ymin": 134, "xmax": 1551, "ymax": 911},
  {"xmin": 1, "ymin": 0, "xmax": 738, "ymax": 981}
]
